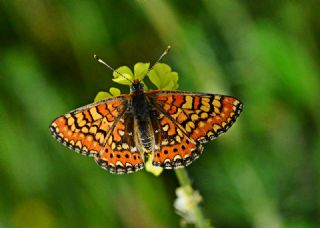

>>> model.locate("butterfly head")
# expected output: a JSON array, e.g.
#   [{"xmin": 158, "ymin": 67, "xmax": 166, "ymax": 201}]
[{"xmin": 130, "ymin": 80, "xmax": 144, "ymax": 94}]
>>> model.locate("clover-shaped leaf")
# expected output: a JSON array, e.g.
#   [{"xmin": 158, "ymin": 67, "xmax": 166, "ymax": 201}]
[
  {"xmin": 94, "ymin": 87, "xmax": 121, "ymax": 102},
  {"xmin": 134, "ymin": 62, "xmax": 150, "ymax": 81},
  {"xmin": 109, "ymin": 87, "xmax": 121, "ymax": 96},
  {"xmin": 112, "ymin": 66, "xmax": 133, "ymax": 85},
  {"xmin": 112, "ymin": 63, "xmax": 150, "ymax": 85},
  {"xmin": 148, "ymin": 63, "xmax": 179, "ymax": 90}
]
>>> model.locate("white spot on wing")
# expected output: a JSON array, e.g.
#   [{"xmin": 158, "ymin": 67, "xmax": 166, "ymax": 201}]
[{"xmin": 116, "ymin": 161, "xmax": 123, "ymax": 167}]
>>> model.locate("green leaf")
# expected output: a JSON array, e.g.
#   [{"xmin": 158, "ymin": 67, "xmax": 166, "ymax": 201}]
[
  {"xmin": 162, "ymin": 72, "xmax": 179, "ymax": 90},
  {"xmin": 94, "ymin": 87, "xmax": 121, "ymax": 102},
  {"xmin": 145, "ymin": 155, "xmax": 163, "ymax": 176},
  {"xmin": 134, "ymin": 62, "xmax": 150, "ymax": 81},
  {"xmin": 109, "ymin": 87, "xmax": 121, "ymax": 96},
  {"xmin": 148, "ymin": 63, "xmax": 179, "ymax": 90},
  {"xmin": 94, "ymin": 91, "xmax": 111, "ymax": 102},
  {"xmin": 143, "ymin": 82, "xmax": 149, "ymax": 91},
  {"xmin": 148, "ymin": 67, "xmax": 161, "ymax": 88},
  {"xmin": 112, "ymin": 66, "xmax": 133, "ymax": 85}
]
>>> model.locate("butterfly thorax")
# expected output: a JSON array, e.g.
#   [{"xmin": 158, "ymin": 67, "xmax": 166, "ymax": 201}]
[{"xmin": 130, "ymin": 81, "xmax": 155, "ymax": 155}]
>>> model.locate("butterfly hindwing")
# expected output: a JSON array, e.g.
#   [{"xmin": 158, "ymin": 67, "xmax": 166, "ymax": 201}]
[
  {"xmin": 150, "ymin": 107, "xmax": 203, "ymax": 169},
  {"xmin": 94, "ymin": 111, "xmax": 144, "ymax": 174}
]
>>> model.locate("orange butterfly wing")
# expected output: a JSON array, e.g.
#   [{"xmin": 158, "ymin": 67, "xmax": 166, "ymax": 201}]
[
  {"xmin": 50, "ymin": 90, "xmax": 242, "ymax": 172},
  {"xmin": 49, "ymin": 95, "xmax": 144, "ymax": 174},
  {"xmin": 147, "ymin": 91, "xmax": 243, "ymax": 168},
  {"xmin": 94, "ymin": 112, "xmax": 144, "ymax": 174},
  {"xmin": 149, "ymin": 106, "xmax": 203, "ymax": 168}
]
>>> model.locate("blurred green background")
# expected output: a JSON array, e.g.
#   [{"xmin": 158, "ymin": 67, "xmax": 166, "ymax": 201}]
[{"xmin": 1, "ymin": 0, "xmax": 320, "ymax": 227}]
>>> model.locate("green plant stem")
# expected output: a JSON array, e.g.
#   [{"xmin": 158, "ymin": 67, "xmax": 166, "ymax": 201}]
[{"xmin": 174, "ymin": 168, "xmax": 213, "ymax": 228}]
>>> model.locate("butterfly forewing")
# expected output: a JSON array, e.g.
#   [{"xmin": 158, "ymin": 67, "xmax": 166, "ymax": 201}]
[
  {"xmin": 49, "ymin": 96, "xmax": 129, "ymax": 158},
  {"xmin": 147, "ymin": 91, "xmax": 243, "ymax": 144},
  {"xmin": 50, "ymin": 95, "xmax": 145, "ymax": 174}
]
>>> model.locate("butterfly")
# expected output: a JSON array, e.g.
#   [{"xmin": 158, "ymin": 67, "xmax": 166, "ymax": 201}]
[{"xmin": 49, "ymin": 47, "xmax": 243, "ymax": 174}]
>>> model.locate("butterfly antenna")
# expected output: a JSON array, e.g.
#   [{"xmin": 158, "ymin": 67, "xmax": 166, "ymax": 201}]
[
  {"xmin": 94, "ymin": 54, "xmax": 133, "ymax": 83},
  {"xmin": 146, "ymin": 45, "xmax": 171, "ymax": 76}
]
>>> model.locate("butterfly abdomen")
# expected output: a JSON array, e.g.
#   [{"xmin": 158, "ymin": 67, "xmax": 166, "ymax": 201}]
[{"xmin": 131, "ymin": 93, "xmax": 155, "ymax": 154}]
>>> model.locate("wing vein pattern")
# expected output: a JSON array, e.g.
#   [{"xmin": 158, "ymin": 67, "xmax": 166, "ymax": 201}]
[
  {"xmin": 49, "ymin": 95, "xmax": 144, "ymax": 174},
  {"xmin": 146, "ymin": 90, "xmax": 243, "ymax": 169}
]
